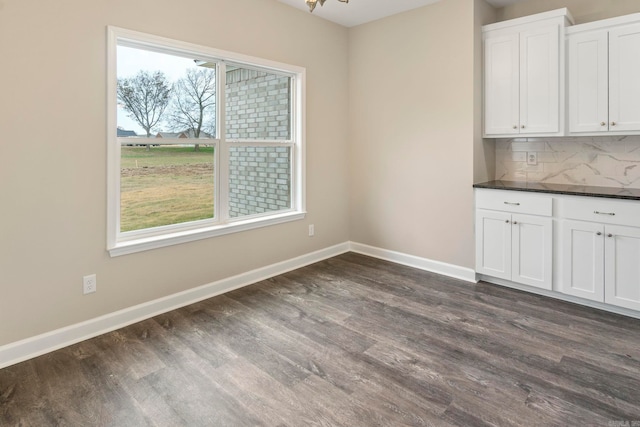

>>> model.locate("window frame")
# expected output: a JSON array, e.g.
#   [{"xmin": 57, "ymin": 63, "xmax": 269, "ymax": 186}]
[{"xmin": 107, "ymin": 26, "xmax": 306, "ymax": 257}]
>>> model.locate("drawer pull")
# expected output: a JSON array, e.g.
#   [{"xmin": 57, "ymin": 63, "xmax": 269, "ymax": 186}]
[
  {"xmin": 596, "ymin": 232, "xmax": 602, "ymax": 236},
  {"xmin": 505, "ymin": 220, "xmax": 510, "ymax": 224},
  {"xmin": 608, "ymin": 233, "xmax": 613, "ymax": 238},
  {"xmin": 594, "ymin": 211, "xmax": 615, "ymax": 216},
  {"xmin": 504, "ymin": 202, "xmax": 521, "ymax": 206},
  {"xmin": 513, "ymin": 221, "xmax": 518, "ymax": 225}
]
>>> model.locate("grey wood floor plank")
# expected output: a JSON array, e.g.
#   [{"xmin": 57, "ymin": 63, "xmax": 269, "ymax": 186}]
[
  {"xmin": 211, "ymin": 360, "xmax": 310, "ymax": 427},
  {"xmin": 134, "ymin": 320, "xmax": 266, "ymax": 426},
  {"xmin": 522, "ymin": 389, "xmax": 612, "ymax": 426},
  {"xmin": 416, "ymin": 329, "xmax": 640, "ymax": 422},
  {"xmin": 2, "ymin": 252, "xmax": 640, "ymax": 426},
  {"xmin": 219, "ymin": 294, "xmax": 450, "ymax": 425}
]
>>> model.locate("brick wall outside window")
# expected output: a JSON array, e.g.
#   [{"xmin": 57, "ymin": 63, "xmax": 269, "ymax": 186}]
[{"xmin": 226, "ymin": 69, "xmax": 292, "ymax": 217}]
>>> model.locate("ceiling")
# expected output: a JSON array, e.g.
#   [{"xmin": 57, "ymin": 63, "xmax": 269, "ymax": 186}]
[{"xmin": 277, "ymin": 0, "xmax": 530, "ymax": 27}]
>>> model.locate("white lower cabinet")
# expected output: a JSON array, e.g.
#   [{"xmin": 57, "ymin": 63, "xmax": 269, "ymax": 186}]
[
  {"xmin": 559, "ymin": 196, "xmax": 640, "ymax": 312},
  {"xmin": 476, "ymin": 210, "xmax": 512, "ymax": 281},
  {"xmin": 512, "ymin": 215, "xmax": 553, "ymax": 289},
  {"xmin": 562, "ymin": 221, "xmax": 640, "ymax": 310},
  {"xmin": 604, "ymin": 224, "xmax": 640, "ymax": 311},
  {"xmin": 476, "ymin": 188, "xmax": 640, "ymax": 316},
  {"xmin": 562, "ymin": 220, "xmax": 605, "ymax": 301},
  {"xmin": 475, "ymin": 190, "xmax": 553, "ymax": 290}
]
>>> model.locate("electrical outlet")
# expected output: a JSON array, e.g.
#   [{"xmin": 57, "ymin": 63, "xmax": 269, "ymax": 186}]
[
  {"xmin": 308, "ymin": 224, "xmax": 315, "ymax": 237},
  {"xmin": 83, "ymin": 274, "xmax": 97, "ymax": 294},
  {"xmin": 527, "ymin": 152, "xmax": 538, "ymax": 166}
]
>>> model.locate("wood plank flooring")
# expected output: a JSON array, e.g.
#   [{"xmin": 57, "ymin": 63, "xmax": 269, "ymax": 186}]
[{"xmin": 1, "ymin": 252, "xmax": 640, "ymax": 426}]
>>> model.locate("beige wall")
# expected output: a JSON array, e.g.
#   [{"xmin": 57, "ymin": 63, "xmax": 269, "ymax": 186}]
[
  {"xmin": 7, "ymin": 0, "xmax": 632, "ymax": 350},
  {"xmin": 498, "ymin": 0, "xmax": 640, "ymax": 24},
  {"xmin": 474, "ymin": 0, "xmax": 498, "ymax": 183},
  {"xmin": 0, "ymin": 0, "xmax": 350, "ymax": 346},
  {"xmin": 348, "ymin": 0, "xmax": 478, "ymax": 269}
]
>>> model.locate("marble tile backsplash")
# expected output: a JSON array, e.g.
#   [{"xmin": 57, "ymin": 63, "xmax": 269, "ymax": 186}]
[{"xmin": 495, "ymin": 135, "xmax": 640, "ymax": 188}]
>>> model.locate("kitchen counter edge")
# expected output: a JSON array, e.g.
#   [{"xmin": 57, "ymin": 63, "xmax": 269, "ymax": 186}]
[{"xmin": 473, "ymin": 181, "xmax": 640, "ymax": 201}]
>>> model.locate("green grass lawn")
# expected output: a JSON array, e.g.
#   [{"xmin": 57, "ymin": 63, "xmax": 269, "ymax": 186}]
[
  {"xmin": 120, "ymin": 146, "xmax": 215, "ymax": 232},
  {"xmin": 121, "ymin": 145, "xmax": 214, "ymax": 168}
]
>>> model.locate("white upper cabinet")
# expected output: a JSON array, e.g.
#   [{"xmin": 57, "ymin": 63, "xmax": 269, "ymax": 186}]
[
  {"xmin": 519, "ymin": 26, "xmax": 561, "ymax": 135},
  {"xmin": 568, "ymin": 16, "xmax": 640, "ymax": 135},
  {"xmin": 609, "ymin": 24, "xmax": 640, "ymax": 132},
  {"xmin": 483, "ymin": 9, "xmax": 573, "ymax": 138},
  {"xmin": 484, "ymin": 34, "xmax": 520, "ymax": 136},
  {"xmin": 567, "ymin": 31, "xmax": 609, "ymax": 133}
]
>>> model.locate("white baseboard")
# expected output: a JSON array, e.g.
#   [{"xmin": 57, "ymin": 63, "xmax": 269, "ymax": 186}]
[
  {"xmin": 0, "ymin": 242, "xmax": 350, "ymax": 369},
  {"xmin": 0, "ymin": 242, "xmax": 475, "ymax": 369},
  {"xmin": 349, "ymin": 242, "xmax": 477, "ymax": 283}
]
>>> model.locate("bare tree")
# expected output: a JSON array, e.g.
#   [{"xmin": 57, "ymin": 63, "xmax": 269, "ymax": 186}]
[
  {"xmin": 167, "ymin": 68, "xmax": 216, "ymax": 151},
  {"xmin": 117, "ymin": 71, "xmax": 172, "ymax": 138}
]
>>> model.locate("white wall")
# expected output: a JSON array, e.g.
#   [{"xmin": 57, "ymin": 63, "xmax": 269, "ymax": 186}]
[
  {"xmin": 475, "ymin": 0, "xmax": 498, "ymax": 183},
  {"xmin": 10, "ymin": 0, "xmax": 631, "ymax": 352},
  {"xmin": 0, "ymin": 0, "xmax": 350, "ymax": 346},
  {"xmin": 348, "ymin": 0, "xmax": 483, "ymax": 269},
  {"xmin": 497, "ymin": 0, "xmax": 640, "ymax": 23}
]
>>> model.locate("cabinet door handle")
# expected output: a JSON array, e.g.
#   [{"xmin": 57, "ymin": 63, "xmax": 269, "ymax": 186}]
[
  {"xmin": 608, "ymin": 233, "xmax": 613, "ymax": 238},
  {"xmin": 611, "ymin": 121, "xmax": 616, "ymax": 127},
  {"xmin": 504, "ymin": 202, "xmax": 520, "ymax": 206},
  {"xmin": 594, "ymin": 211, "xmax": 615, "ymax": 216},
  {"xmin": 513, "ymin": 221, "xmax": 518, "ymax": 225},
  {"xmin": 505, "ymin": 220, "xmax": 510, "ymax": 224},
  {"xmin": 600, "ymin": 122, "xmax": 606, "ymax": 127},
  {"xmin": 512, "ymin": 125, "xmax": 518, "ymax": 130},
  {"xmin": 596, "ymin": 232, "xmax": 602, "ymax": 236},
  {"xmin": 521, "ymin": 125, "xmax": 526, "ymax": 129}
]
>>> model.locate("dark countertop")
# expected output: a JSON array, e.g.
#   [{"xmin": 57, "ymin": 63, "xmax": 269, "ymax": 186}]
[{"xmin": 473, "ymin": 180, "xmax": 640, "ymax": 201}]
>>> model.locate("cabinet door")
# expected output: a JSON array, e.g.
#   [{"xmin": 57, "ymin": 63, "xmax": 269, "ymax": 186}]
[
  {"xmin": 561, "ymin": 220, "xmax": 605, "ymax": 302},
  {"xmin": 484, "ymin": 33, "xmax": 520, "ymax": 136},
  {"xmin": 604, "ymin": 225, "xmax": 640, "ymax": 311},
  {"xmin": 609, "ymin": 24, "xmax": 640, "ymax": 132},
  {"xmin": 568, "ymin": 31, "xmax": 609, "ymax": 133},
  {"xmin": 476, "ymin": 210, "xmax": 512, "ymax": 280},
  {"xmin": 512, "ymin": 214, "xmax": 552, "ymax": 289},
  {"xmin": 519, "ymin": 25, "xmax": 560, "ymax": 134}
]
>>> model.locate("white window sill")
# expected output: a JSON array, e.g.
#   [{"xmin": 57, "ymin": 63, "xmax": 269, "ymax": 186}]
[{"xmin": 108, "ymin": 211, "xmax": 306, "ymax": 257}]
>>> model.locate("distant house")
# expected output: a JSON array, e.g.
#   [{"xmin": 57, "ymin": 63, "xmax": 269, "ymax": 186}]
[
  {"xmin": 155, "ymin": 131, "xmax": 186, "ymax": 139},
  {"xmin": 117, "ymin": 128, "xmax": 137, "ymax": 137},
  {"xmin": 155, "ymin": 129, "xmax": 214, "ymax": 139}
]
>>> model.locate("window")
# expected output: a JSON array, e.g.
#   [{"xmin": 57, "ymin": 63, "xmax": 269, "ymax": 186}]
[{"xmin": 107, "ymin": 27, "xmax": 305, "ymax": 256}]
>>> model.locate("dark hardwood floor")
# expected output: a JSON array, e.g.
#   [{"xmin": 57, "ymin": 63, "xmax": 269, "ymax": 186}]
[{"xmin": 1, "ymin": 252, "xmax": 640, "ymax": 426}]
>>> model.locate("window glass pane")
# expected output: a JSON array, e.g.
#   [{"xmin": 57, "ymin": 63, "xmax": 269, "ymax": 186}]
[
  {"xmin": 229, "ymin": 146, "xmax": 291, "ymax": 218},
  {"xmin": 225, "ymin": 67, "xmax": 291, "ymax": 140},
  {"xmin": 117, "ymin": 46, "xmax": 216, "ymax": 139},
  {"xmin": 120, "ymin": 144, "xmax": 215, "ymax": 232}
]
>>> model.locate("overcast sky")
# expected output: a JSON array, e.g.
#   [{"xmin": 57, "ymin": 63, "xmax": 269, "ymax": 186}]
[{"xmin": 117, "ymin": 46, "xmax": 205, "ymax": 135}]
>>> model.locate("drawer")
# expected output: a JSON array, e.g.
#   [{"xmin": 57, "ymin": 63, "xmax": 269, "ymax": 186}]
[
  {"xmin": 558, "ymin": 196, "xmax": 640, "ymax": 227},
  {"xmin": 475, "ymin": 189, "xmax": 552, "ymax": 216}
]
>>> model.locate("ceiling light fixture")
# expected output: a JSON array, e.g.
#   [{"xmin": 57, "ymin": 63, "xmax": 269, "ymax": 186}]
[{"xmin": 305, "ymin": 0, "xmax": 349, "ymax": 13}]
